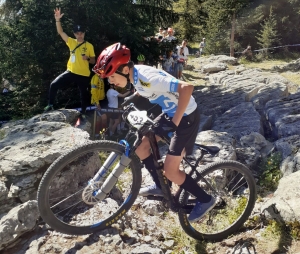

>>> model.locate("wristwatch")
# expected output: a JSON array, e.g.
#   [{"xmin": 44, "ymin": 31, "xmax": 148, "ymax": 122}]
[{"xmin": 87, "ymin": 57, "xmax": 90, "ymax": 61}]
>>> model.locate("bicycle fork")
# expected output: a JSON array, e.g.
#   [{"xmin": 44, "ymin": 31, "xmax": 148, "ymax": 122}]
[{"xmin": 88, "ymin": 142, "xmax": 131, "ymax": 202}]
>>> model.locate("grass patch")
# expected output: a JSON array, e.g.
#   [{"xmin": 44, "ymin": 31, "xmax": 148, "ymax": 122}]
[
  {"xmin": 281, "ymin": 72, "xmax": 300, "ymax": 87},
  {"xmin": 240, "ymin": 59, "xmax": 289, "ymax": 70},
  {"xmin": 169, "ymin": 226, "xmax": 207, "ymax": 254},
  {"xmin": 258, "ymin": 152, "xmax": 282, "ymax": 191},
  {"xmin": 0, "ymin": 129, "xmax": 5, "ymax": 140}
]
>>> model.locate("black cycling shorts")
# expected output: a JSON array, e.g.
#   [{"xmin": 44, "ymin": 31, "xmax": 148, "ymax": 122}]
[{"xmin": 154, "ymin": 107, "xmax": 200, "ymax": 156}]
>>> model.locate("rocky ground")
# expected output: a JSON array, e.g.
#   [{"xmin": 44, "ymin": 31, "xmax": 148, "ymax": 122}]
[{"xmin": 1, "ymin": 55, "xmax": 300, "ymax": 254}]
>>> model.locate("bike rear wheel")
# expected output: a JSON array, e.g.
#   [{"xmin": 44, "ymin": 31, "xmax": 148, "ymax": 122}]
[
  {"xmin": 178, "ymin": 160, "xmax": 257, "ymax": 241},
  {"xmin": 37, "ymin": 141, "xmax": 142, "ymax": 235}
]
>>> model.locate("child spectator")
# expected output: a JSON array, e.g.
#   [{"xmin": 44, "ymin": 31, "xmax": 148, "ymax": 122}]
[
  {"xmin": 107, "ymin": 83, "xmax": 130, "ymax": 136},
  {"xmin": 163, "ymin": 50, "xmax": 174, "ymax": 75}
]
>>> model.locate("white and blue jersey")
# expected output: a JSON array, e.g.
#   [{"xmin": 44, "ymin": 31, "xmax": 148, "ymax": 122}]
[{"xmin": 133, "ymin": 65, "xmax": 197, "ymax": 117}]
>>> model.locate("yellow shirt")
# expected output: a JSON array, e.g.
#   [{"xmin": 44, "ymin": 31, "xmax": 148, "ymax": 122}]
[
  {"xmin": 91, "ymin": 74, "xmax": 105, "ymax": 105},
  {"xmin": 66, "ymin": 37, "xmax": 95, "ymax": 77}
]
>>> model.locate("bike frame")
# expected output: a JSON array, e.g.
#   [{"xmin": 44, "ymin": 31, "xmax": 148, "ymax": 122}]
[{"xmin": 94, "ymin": 104, "xmax": 220, "ymax": 213}]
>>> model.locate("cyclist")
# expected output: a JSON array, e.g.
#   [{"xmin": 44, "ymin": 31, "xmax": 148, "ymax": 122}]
[
  {"xmin": 92, "ymin": 43, "xmax": 216, "ymax": 222},
  {"xmin": 137, "ymin": 54, "xmax": 145, "ymax": 65}
]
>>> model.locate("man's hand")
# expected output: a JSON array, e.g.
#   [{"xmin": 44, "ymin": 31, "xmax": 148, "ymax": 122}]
[
  {"xmin": 153, "ymin": 114, "xmax": 177, "ymax": 140},
  {"xmin": 54, "ymin": 7, "xmax": 64, "ymax": 21},
  {"xmin": 81, "ymin": 54, "xmax": 89, "ymax": 61}
]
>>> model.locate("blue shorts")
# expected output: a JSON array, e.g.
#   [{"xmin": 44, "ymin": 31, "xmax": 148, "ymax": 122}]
[{"xmin": 177, "ymin": 63, "xmax": 184, "ymax": 71}]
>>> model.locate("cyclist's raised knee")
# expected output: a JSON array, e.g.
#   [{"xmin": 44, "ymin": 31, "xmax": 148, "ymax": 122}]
[{"xmin": 135, "ymin": 137, "xmax": 151, "ymax": 159}]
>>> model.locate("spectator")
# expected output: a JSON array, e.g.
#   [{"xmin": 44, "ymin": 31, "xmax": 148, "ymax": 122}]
[
  {"xmin": 177, "ymin": 39, "xmax": 189, "ymax": 80},
  {"xmin": 137, "ymin": 54, "xmax": 145, "ymax": 65},
  {"xmin": 107, "ymin": 83, "xmax": 130, "ymax": 136},
  {"xmin": 163, "ymin": 49, "xmax": 174, "ymax": 75},
  {"xmin": 44, "ymin": 7, "xmax": 96, "ymax": 118},
  {"xmin": 199, "ymin": 38, "xmax": 206, "ymax": 57},
  {"xmin": 155, "ymin": 27, "xmax": 165, "ymax": 39},
  {"xmin": 165, "ymin": 27, "xmax": 176, "ymax": 41},
  {"xmin": 91, "ymin": 74, "xmax": 108, "ymax": 131},
  {"xmin": 241, "ymin": 45, "xmax": 253, "ymax": 60}
]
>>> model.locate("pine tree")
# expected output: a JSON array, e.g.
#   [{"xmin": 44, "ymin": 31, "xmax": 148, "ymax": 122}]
[
  {"xmin": 202, "ymin": 0, "xmax": 252, "ymax": 55},
  {"xmin": 256, "ymin": 6, "xmax": 280, "ymax": 54}
]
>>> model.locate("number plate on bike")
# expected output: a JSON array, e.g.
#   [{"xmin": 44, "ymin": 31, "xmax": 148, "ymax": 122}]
[{"xmin": 127, "ymin": 110, "xmax": 148, "ymax": 129}]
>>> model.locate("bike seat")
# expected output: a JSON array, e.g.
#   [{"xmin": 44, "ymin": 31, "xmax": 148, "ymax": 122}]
[{"xmin": 195, "ymin": 143, "xmax": 220, "ymax": 155}]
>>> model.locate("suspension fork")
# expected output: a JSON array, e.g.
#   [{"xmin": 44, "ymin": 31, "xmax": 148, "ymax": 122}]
[{"xmin": 89, "ymin": 140, "xmax": 132, "ymax": 202}]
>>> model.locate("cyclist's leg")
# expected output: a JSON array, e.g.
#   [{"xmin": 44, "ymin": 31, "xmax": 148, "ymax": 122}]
[
  {"xmin": 136, "ymin": 135, "xmax": 165, "ymax": 193},
  {"xmin": 166, "ymin": 107, "xmax": 216, "ymax": 220}
]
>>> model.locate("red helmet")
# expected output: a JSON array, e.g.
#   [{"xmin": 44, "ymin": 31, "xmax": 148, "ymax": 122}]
[{"xmin": 93, "ymin": 43, "xmax": 130, "ymax": 78}]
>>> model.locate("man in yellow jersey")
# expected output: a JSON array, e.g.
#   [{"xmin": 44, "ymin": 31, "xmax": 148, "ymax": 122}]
[{"xmin": 44, "ymin": 7, "xmax": 95, "ymax": 117}]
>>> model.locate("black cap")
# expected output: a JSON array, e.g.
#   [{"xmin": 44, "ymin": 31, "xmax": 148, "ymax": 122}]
[{"xmin": 73, "ymin": 24, "xmax": 85, "ymax": 33}]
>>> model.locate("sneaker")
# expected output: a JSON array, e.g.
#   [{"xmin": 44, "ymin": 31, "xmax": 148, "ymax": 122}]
[
  {"xmin": 44, "ymin": 105, "xmax": 54, "ymax": 112},
  {"xmin": 139, "ymin": 184, "xmax": 163, "ymax": 197},
  {"xmin": 188, "ymin": 196, "xmax": 217, "ymax": 222}
]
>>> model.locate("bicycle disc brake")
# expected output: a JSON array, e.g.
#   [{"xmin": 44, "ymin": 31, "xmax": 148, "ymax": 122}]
[{"xmin": 82, "ymin": 181, "xmax": 103, "ymax": 205}]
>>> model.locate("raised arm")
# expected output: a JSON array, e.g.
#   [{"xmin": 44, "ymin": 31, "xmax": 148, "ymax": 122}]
[{"xmin": 54, "ymin": 7, "xmax": 68, "ymax": 43}]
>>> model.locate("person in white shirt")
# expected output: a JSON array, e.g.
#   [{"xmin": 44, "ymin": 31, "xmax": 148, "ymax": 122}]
[
  {"xmin": 106, "ymin": 83, "xmax": 130, "ymax": 136},
  {"xmin": 93, "ymin": 42, "xmax": 216, "ymax": 222},
  {"xmin": 199, "ymin": 38, "xmax": 206, "ymax": 57},
  {"xmin": 155, "ymin": 27, "xmax": 164, "ymax": 39},
  {"xmin": 177, "ymin": 39, "xmax": 189, "ymax": 79}
]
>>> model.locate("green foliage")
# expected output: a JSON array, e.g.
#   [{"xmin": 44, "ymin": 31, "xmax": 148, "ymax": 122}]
[
  {"xmin": 262, "ymin": 220, "xmax": 285, "ymax": 238},
  {"xmin": 287, "ymin": 220, "xmax": 300, "ymax": 240},
  {"xmin": 173, "ymin": 0, "xmax": 207, "ymax": 42},
  {"xmin": 200, "ymin": 0, "xmax": 252, "ymax": 54},
  {"xmin": 0, "ymin": 129, "xmax": 6, "ymax": 140},
  {"xmin": 256, "ymin": 6, "xmax": 280, "ymax": 57},
  {"xmin": 0, "ymin": 0, "xmax": 178, "ymax": 120},
  {"xmin": 259, "ymin": 152, "xmax": 282, "ymax": 191}
]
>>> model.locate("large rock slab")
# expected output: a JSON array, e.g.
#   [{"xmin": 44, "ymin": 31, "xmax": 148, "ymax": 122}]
[
  {"xmin": 275, "ymin": 135, "xmax": 300, "ymax": 176},
  {"xmin": 261, "ymin": 171, "xmax": 300, "ymax": 223},
  {"xmin": 265, "ymin": 92, "xmax": 300, "ymax": 139},
  {"xmin": 0, "ymin": 200, "xmax": 39, "ymax": 251},
  {"xmin": 0, "ymin": 110, "xmax": 91, "ymax": 214},
  {"xmin": 250, "ymin": 81, "xmax": 288, "ymax": 114},
  {"xmin": 207, "ymin": 55, "xmax": 238, "ymax": 65},
  {"xmin": 202, "ymin": 62, "xmax": 227, "ymax": 73},
  {"xmin": 212, "ymin": 102, "xmax": 263, "ymax": 139},
  {"xmin": 194, "ymin": 130, "xmax": 237, "ymax": 161}
]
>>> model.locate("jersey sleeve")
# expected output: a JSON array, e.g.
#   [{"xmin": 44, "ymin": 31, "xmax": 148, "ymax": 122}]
[{"xmin": 147, "ymin": 72, "xmax": 179, "ymax": 93}]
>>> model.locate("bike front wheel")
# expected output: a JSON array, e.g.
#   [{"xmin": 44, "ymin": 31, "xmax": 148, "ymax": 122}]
[
  {"xmin": 37, "ymin": 141, "xmax": 142, "ymax": 235},
  {"xmin": 178, "ymin": 160, "xmax": 257, "ymax": 241}
]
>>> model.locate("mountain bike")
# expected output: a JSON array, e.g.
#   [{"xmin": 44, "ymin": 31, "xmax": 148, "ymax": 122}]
[{"xmin": 37, "ymin": 103, "xmax": 257, "ymax": 241}]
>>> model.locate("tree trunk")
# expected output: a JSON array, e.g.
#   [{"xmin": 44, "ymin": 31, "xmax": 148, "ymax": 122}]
[{"xmin": 230, "ymin": 12, "xmax": 236, "ymax": 57}]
